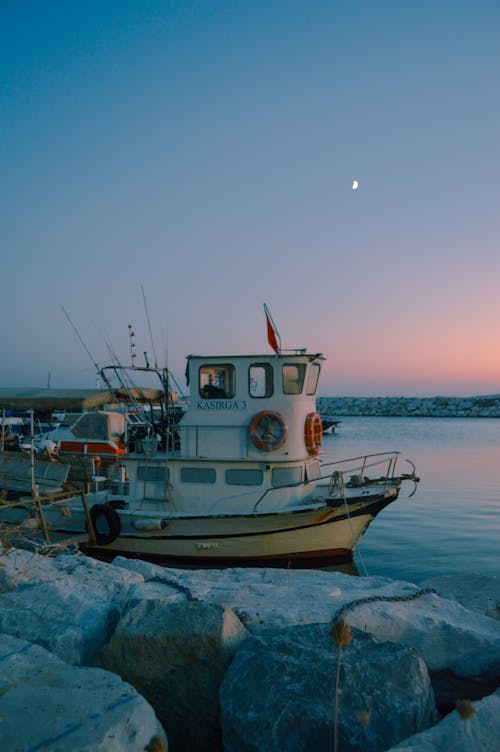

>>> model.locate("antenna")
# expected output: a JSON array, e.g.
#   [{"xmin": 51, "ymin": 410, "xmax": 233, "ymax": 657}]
[
  {"xmin": 128, "ymin": 324, "xmax": 137, "ymax": 367},
  {"xmin": 142, "ymin": 285, "xmax": 158, "ymax": 369}
]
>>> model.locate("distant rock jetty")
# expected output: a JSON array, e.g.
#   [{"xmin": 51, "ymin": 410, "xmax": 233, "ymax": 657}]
[{"xmin": 318, "ymin": 394, "xmax": 500, "ymax": 418}]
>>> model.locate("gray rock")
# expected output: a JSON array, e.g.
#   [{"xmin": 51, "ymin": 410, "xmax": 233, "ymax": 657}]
[
  {"xmin": 421, "ymin": 573, "xmax": 500, "ymax": 620},
  {"xmin": 111, "ymin": 558, "xmax": 409, "ymax": 634},
  {"xmin": 113, "ymin": 561, "xmax": 500, "ymax": 708},
  {"xmin": 0, "ymin": 546, "xmax": 143, "ymax": 665},
  {"xmin": 220, "ymin": 623, "xmax": 439, "ymax": 752},
  {"xmin": 97, "ymin": 598, "xmax": 249, "ymax": 752},
  {"xmin": 386, "ymin": 689, "xmax": 500, "ymax": 751},
  {"xmin": 343, "ymin": 591, "xmax": 500, "ymax": 709},
  {"xmin": 0, "ymin": 634, "xmax": 167, "ymax": 751}
]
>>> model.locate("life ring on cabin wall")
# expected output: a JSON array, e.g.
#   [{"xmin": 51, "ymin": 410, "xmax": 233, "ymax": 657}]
[
  {"xmin": 88, "ymin": 503, "xmax": 121, "ymax": 545},
  {"xmin": 248, "ymin": 410, "xmax": 288, "ymax": 452},
  {"xmin": 304, "ymin": 412, "xmax": 323, "ymax": 455}
]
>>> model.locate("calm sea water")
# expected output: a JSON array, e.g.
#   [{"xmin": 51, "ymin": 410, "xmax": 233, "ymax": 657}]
[{"xmin": 322, "ymin": 416, "xmax": 500, "ymax": 584}]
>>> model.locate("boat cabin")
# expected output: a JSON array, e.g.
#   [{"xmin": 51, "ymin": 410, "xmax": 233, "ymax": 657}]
[{"xmin": 178, "ymin": 351, "xmax": 324, "ymax": 461}]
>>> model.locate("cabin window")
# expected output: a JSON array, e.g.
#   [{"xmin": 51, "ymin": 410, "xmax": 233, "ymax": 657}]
[
  {"xmin": 249, "ymin": 363, "xmax": 273, "ymax": 398},
  {"xmin": 282, "ymin": 364, "xmax": 306, "ymax": 394},
  {"xmin": 180, "ymin": 467, "xmax": 216, "ymax": 484},
  {"xmin": 199, "ymin": 364, "xmax": 235, "ymax": 399},
  {"xmin": 137, "ymin": 466, "xmax": 169, "ymax": 482},
  {"xmin": 71, "ymin": 413, "xmax": 109, "ymax": 440},
  {"xmin": 306, "ymin": 363, "xmax": 321, "ymax": 395},
  {"xmin": 271, "ymin": 466, "xmax": 303, "ymax": 487},
  {"xmin": 226, "ymin": 468, "xmax": 264, "ymax": 485}
]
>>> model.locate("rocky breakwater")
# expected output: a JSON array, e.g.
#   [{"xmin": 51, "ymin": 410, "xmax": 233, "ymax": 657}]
[
  {"xmin": 0, "ymin": 544, "xmax": 499, "ymax": 751},
  {"xmin": 318, "ymin": 394, "xmax": 500, "ymax": 418}
]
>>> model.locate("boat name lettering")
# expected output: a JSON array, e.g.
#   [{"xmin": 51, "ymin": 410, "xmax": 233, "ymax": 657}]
[{"xmin": 197, "ymin": 400, "xmax": 247, "ymax": 410}]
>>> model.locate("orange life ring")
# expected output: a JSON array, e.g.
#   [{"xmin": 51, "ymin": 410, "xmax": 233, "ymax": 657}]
[
  {"xmin": 248, "ymin": 410, "xmax": 287, "ymax": 452},
  {"xmin": 304, "ymin": 412, "xmax": 323, "ymax": 455}
]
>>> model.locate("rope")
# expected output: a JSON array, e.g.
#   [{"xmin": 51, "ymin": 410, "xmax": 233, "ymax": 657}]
[
  {"xmin": 329, "ymin": 469, "xmax": 369, "ymax": 577},
  {"xmin": 328, "ymin": 470, "xmax": 344, "ymax": 497}
]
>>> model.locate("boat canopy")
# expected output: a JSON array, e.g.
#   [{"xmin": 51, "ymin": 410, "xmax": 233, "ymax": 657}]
[{"xmin": 0, "ymin": 388, "xmax": 115, "ymax": 411}]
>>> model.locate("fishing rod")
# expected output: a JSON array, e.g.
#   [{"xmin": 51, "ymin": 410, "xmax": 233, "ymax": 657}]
[
  {"xmin": 61, "ymin": 306, "xmax": 115, "ymax": 395},
  {"xmin": 141, "ymin": 284, "xmax": 159, "ymax": 370},
  {"xmin": 140, "ymin": 286, "xmax": 183, "ymax": 437}
]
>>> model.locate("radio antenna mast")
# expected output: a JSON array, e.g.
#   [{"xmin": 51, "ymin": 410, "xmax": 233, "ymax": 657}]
[{"xmin": 142, "ymin": 284, "xmax": 158, "ymax": 369}]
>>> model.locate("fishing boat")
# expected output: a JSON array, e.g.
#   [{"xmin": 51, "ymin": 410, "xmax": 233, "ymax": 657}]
[{"xmin": 0, "ymin": 344, "xmax": 418, "ymax": 565}]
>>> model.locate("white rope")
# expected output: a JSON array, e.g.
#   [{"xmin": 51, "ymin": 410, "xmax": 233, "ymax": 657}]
[{"xmin": 330, "ymin": 469, "xmax": 370, "ymax": 577}]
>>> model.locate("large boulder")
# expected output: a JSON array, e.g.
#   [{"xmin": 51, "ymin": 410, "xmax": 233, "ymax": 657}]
[
  {"xmin": 110, "ymin": 558, "xmax": 407, "ymax": 632},
  {"xmin": 0, "ymin": 546, "xmax": 143, "ymax": 664},
  {"xmin": 112, "ymin": 560, "xmax": 500, "ymax": 710},
  {"xmin": 421, "ymin": 573, "xmax": 500, "ymax": 620},
  {"xmin": 0, "ymin": 634, "xmax": 167, "ymax": 751},
  {"xmin": 220, "ymin": 623, "xmax": 439, "ymax": 752},
  {"xmin": 97, "ymin": 598, "xmax": 250, "ymax": 752},
  {"xmin": 341, "ymin": 591, "xmax": 500, "ymax": 708},
  {"xmin": 386, "ymin": 689, "xmax": 500, "ymax": 751}
]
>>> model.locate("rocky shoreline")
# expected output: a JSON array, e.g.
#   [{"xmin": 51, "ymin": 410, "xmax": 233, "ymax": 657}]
[
  {"xmin": 1, "ymin": 544, "xmax": 499, "ymax": 751},
  {"xmin": 318, "ymin": 394, "xmax": 500, "ymax": 418}
]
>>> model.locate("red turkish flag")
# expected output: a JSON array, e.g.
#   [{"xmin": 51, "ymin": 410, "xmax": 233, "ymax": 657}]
[{"xmin": 266, "ymin": 310, "xmax": 279, "ymax": 353}]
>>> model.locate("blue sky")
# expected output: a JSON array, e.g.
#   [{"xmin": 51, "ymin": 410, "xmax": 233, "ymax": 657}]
[{"xmin": 1, "ymin": 1, "xmax": 499, "ymax": 396}]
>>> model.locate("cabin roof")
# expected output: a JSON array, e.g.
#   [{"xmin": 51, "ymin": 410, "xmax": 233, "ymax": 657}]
[{"xmin": 186, "ymin": 352, "xmax": 324, "ymax": 361}]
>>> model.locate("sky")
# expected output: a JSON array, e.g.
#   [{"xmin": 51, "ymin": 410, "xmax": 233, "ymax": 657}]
[{"xmin": 1, "ymin": 1, "xmax": 499, "ymax": 397}]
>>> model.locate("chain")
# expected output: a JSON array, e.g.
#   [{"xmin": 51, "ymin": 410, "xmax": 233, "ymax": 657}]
[
  {"xmin": 332, "ymin": 587, "xmax": 437, "ymax": 623},
  {"xmin": 149, "ymin": 573, "xmax": 196, "ymax": 601},
  {"xmin": 142, "ymin": 576, "xmax": 436, "ymax": 622}
]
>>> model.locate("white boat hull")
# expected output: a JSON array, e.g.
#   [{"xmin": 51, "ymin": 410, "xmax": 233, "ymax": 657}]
[{"xmin": 38, "ymin": 485, "xmax": 399, "ymax": 565}]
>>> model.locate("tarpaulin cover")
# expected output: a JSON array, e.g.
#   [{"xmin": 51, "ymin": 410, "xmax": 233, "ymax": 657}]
[{"xmin": 0, "ymin": 388, "xmax": 115, "ymax": 411}]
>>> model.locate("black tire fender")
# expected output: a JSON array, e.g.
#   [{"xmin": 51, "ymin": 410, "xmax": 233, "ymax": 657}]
[{"xmin": 89, "ymin": 503, "xmax": 121, "ymax": 545}]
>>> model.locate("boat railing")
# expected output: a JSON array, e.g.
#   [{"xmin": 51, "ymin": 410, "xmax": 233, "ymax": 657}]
[
  {"xmin": 319, "ymin": 450, "xmax": 402, "ymax": 482},
  {"xmin": 252, "ymin": 451, "xmax": 404, "ymax": 512}
]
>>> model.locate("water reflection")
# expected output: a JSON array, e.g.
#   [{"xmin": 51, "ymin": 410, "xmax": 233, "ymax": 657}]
[{"xmin": 322, "ymin": 417, "xmax": 500, "ymax": 582}]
